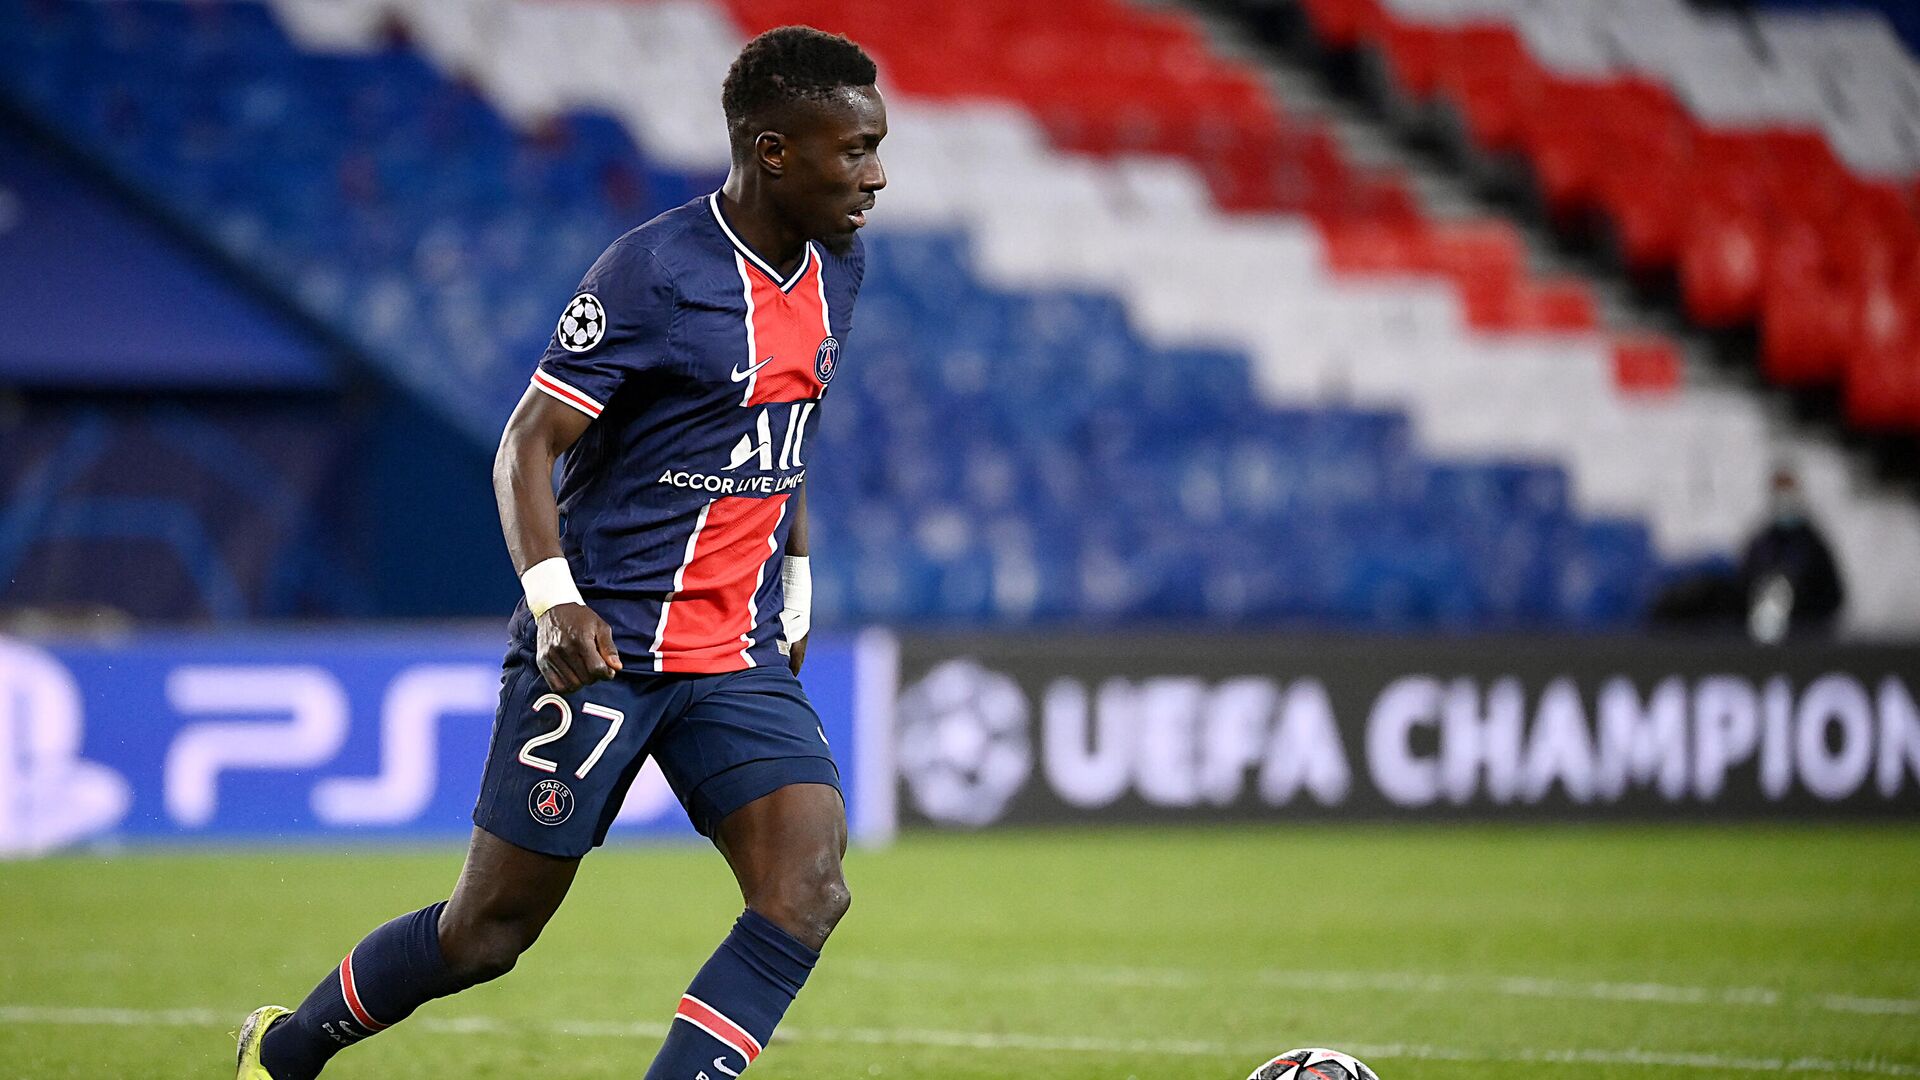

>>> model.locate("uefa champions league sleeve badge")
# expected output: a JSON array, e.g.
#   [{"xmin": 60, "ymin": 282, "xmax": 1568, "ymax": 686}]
[{"xmin": 557, "ymin": 293, "xmax": 606, "ymax": 353}]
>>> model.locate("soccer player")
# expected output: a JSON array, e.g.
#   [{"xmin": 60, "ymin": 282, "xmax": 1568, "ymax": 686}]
[{"xmin": 236, "ymin": 26, "xmax": 885, "ymax": 1079}]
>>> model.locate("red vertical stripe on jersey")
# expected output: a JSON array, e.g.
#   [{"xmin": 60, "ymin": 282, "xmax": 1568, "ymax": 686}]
[
  {"xmin": 651, "ymin": 248, "xmax": 828, "ymax": 672},
  {"xmin": 655, "ymin": 493, "xmax": 789, "ymax": 673},
  {"xmin": 742, "ymin": 250, "xmax": 830, "ymax": 406}
]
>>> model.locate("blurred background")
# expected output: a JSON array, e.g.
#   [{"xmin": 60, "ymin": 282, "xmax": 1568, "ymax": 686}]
[
  {"xmin": 2, "ymin": 0, "xmax": 1919, "ymax": 823},
  {"xmin": 4, "ymin": 0, "xmax": 1920, "ymax": 634},
  {"xmin": 4, "ymin": 0, "xmax": 1920, "ymax": 837},
  {"xmin": 2, "ymin": 1, "xmax": 1919, "ymax": 1076}
]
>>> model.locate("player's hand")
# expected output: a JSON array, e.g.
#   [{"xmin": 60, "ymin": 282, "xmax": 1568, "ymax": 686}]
[
  {"xmin": 787, "ymin": 635, "xmax": 808, "ymax": 677},
  {"xmin": 535, "ymin": 603, "xmax": 623, "ymax": 694}
]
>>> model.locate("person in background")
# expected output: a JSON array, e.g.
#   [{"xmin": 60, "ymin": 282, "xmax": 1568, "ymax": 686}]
[{"xmin": 1740, "ymin": 465, "xmax": 1845, "ymax": 643}]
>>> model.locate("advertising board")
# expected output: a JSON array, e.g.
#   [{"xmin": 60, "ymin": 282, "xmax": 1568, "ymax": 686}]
[
  {"xmin": 0, "ymin": 629, "xmax": 885, "ymax": 855},
  {"xmin": 888, "ymin": 635, "xmax": 1920, "ymax": 827}
]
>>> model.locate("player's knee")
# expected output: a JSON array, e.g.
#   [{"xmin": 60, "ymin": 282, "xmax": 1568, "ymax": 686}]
[
  {"xmin": 440, "ymin": 915, "xmax": 537, "ymax": 985},
  {"xmin": 812, "ymin": 872, "xmax": 852, "ymax": 932},
  {"xmin": 755, "ymin": 861, "xmax": 851, "ymax": 947}
]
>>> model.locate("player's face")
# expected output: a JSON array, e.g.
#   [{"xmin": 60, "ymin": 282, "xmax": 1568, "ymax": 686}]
[{"xmin": 778, "ymin": 85, "xmax": 887, "ymax": 255}]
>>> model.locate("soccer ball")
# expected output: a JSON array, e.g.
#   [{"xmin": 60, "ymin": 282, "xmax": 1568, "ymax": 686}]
[{"xmin": 1247, "ymin": 1048, "xmax": 1381, "ymax": 1080}]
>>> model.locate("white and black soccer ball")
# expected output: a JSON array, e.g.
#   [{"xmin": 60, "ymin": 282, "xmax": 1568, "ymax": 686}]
[
  {"xmin": 895, "ymin": 658, "xmax": 1032, "ymax": 827},
  {"xmin": 1248, "ymin": 1048, "xmax": 1381, "ymax": 1080}
]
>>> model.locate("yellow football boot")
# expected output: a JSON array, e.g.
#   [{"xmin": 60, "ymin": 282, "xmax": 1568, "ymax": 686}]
[{"xmin": 234, "ymin": 1005, "xmax": 292, "ymax": 1079}]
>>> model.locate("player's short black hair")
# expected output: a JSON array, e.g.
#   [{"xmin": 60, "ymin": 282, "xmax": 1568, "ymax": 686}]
[{"xmin": 722, "ymin": 26, "xmax": 877, "ymax": 158}]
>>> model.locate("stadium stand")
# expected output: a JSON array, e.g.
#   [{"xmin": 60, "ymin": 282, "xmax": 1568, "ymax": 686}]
[
  {"xmin": 0, "ymin": 115, "xmax": 517, "ymax": 620},
  {"xmin": 0, "ymin": 118, "xmax": 352, "ymax": 620},
  {"xmin": 0, "ymin": 396, "xmax": 367, "ymax": 621},
  {"xmin": 0, "ymin": 123, "xmax": 333, "ymax": 390},
  {"xmin": 1295, "ymin": 0, "xmax": 1920, "ymax": 439},
  {"xmin": 3, "ymin": 0, "xmax": 1917, "ymax": 632}
]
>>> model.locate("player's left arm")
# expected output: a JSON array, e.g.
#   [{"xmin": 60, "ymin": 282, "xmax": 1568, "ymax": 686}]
[{"xmin": 783, "ymin": 483, "xmax": 811, "ymax": 676}]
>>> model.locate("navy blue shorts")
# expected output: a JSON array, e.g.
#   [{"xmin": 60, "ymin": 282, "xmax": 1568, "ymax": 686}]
[{"xmin": 473, "ymin": 641, "xmax": 841, "ymax": 857}]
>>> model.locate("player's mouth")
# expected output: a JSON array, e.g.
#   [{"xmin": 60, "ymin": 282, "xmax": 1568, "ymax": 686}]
[{"xmin": 848, "ymin": 200, "xmax": 875, "ymax": 228}]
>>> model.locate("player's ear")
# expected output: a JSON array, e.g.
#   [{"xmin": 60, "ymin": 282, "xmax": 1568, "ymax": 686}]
[{"xmin": 753, "ymin": 130, "xmax": 787, "ymax": 178}]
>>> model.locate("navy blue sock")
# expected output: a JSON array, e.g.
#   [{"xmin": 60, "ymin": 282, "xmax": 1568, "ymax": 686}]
[
  {"xmin": 260, "ymin": 901, "xmax": 469, "ymax": 1080},
  {"xmin": 643, "ymin": 909, "xmax": 820, "ymax": 1079}
]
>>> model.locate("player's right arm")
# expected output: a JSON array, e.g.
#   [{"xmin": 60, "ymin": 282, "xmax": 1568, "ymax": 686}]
[
  {"xmin": 494, "ymin": 390, "xmax": 622, "ymax": 694},
  {"xmin": 503, "ymin": 237, "xmax": 675, "ymax": 692}
]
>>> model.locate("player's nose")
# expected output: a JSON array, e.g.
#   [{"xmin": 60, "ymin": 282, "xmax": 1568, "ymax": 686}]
[{"xmin": 862, "ymin": 154, "xmax": 886, "ymax": 192}]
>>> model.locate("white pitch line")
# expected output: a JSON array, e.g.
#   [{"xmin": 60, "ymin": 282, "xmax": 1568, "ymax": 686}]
[
  {"xmin": 1, "ymin": 1004, "xmax": 1916, "ymax": 1076},
  {"xmin": 1820, "ymin": 997, "xmax": 1920, "ymax": 1017},
  {"xmin": 834, "ymin": 958, "xmax": 1920, "ymax": 1017},
  {"xmin": 0, "ymin": 1006, "xmax": 227, "ymax": 1027}
]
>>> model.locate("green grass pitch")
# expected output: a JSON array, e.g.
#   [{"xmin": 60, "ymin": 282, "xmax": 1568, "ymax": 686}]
[{"xmin": 2, "ymin": 824, "xmax": 1916, "ymax": 1079}]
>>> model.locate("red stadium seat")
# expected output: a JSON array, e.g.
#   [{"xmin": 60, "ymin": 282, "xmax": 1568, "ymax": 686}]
[
  {"xmin": 1602, "ymin": 167, "xmax": 1690, "ymax": 275},
  {"xmin": 1457, "ymin": 273, "xmax": 1595, "ymax": 332},
  {"xmin": 1300, "ymin": 0, "xmax": 1386, "ymax": 50},
  {"xmin": 1680, "ymin": 207, "xmax": 1767, "ymax": 328},
  {"xmin": 1856, "ymin": 273, "xmax": 1920, "ymax": 357},
  {"xmin": 1518, "ymin": 81, "xmax": 1613, "ymax": 218},
  {"xmin": 1516, "ymin": 277, "xmax": 1599, "ymax": 332},
  {"xmin": 1612, "ymin": 337, "xmax": 1683, "ymax": 396},
  {"xmin": 1442, "ymin": 27, "xmax": 1534, "ymax": 151},
  {"xmin": 1759, "ymin": 132, "xmax": 1851, "ymax": 224},
  {"xmin": 1424, "ymin": 220, "xmax": 1525, "ymax": 278},
  {"xmin": 1760, "ymin": 271, "xmax": 1853, "ymax": 387},
  {"xmin": 1843, "ymin": 337, "xmax": 1920, "ymax": 433},
  {"xmin": 1323, "ymin": 219, "xmax": 1525, "ymax": 285},
  {"xmin": 1826, "ymin": 193, "xmax": 1918, "ymax": 289},
  {"xmin": 1379, "ymin": 22, "xmax": 1447, "ymax": 100},
  {"xmin": 1322, "ymin": 219, "xmax": 1425, "ymax": 274}
]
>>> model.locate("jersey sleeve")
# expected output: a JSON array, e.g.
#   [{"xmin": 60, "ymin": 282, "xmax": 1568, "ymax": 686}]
[{"xmin": 530, "ymin": 239, "xmax": 676, "ymax": 420}]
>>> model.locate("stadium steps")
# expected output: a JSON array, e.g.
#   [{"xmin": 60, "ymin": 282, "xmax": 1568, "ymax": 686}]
[
  {"xmin": 1185, "ymin": 1, "xmax": 1699, "ymax": 343},
  {"xmin": 1278, "ymin": 0, "xmax": 1920, "ymax": 442},
  {"xmin": 1195, "ymin": 0, "xmax": 1920, "ymax": 633},
  {"xmin": 1235, "ymin": 26, "xmax": 1693, "ymax": 353}
]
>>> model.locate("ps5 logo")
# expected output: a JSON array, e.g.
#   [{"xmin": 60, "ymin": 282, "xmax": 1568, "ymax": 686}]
[
  {"xmin": 0, "ymin": 638, "xmax": 130, "ymax": 856},
  {"xmin": 0, "ymin": 636, "xmax": 682, "ymax": 855}
]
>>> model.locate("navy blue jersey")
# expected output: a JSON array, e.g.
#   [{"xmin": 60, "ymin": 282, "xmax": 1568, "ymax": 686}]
[{"xmin": 515, "ymin": 193, "xmax": 863, "ymax": 673}]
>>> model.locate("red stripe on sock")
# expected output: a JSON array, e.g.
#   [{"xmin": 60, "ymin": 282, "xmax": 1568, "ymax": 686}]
[
  {"xmin": 674, "ymin": 994, "xmax": 761, "ymax": 1062},
  {"xmin": 337, "ymin": 952, "xmax": 388, "ymax": 1032}
]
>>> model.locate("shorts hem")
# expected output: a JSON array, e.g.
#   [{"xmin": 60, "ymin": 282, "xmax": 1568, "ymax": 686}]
[
  {"xmin": 687, "ymin": 755, "xmax": 841, "ymax": 837},
  {"xmin": 471, "ymin": 810, "xmax": 596, "ymax": 859}
]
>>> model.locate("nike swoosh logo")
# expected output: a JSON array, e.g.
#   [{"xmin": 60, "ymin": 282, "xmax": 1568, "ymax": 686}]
[
  {"xmin": 714, "ymin": 1057, "xmax": 742, "ymax": 1078},
  {"xmin": 730, "ymin": 356, "xmax": 774, "ymax": 382}
]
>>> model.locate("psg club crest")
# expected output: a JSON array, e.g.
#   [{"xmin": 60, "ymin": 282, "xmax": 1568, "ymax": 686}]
[
  {"xmin": 556, "ymin": 293, "xmax": 606, "ymax": 353},
  {"xmin": 529, "ymin": 779, "xmax": 575, "ymax": 826},
  {"xmin": 814, "ymin": 336, "xmax": 839, "ymax": 385}
]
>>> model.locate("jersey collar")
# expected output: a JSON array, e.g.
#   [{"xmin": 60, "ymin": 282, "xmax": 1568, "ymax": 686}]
[{"xmin": 709, "ymin": 192, "xmax": 814, "ymax": 293}]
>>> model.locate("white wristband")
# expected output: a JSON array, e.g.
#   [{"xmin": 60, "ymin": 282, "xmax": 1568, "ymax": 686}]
[
  {"xmin": 780, "ymin": 555, "xmax": 812, "ymax": 644},
  {"xmin": 521, "ymin": 557, "xmax": 584, "ymax": 618}
]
